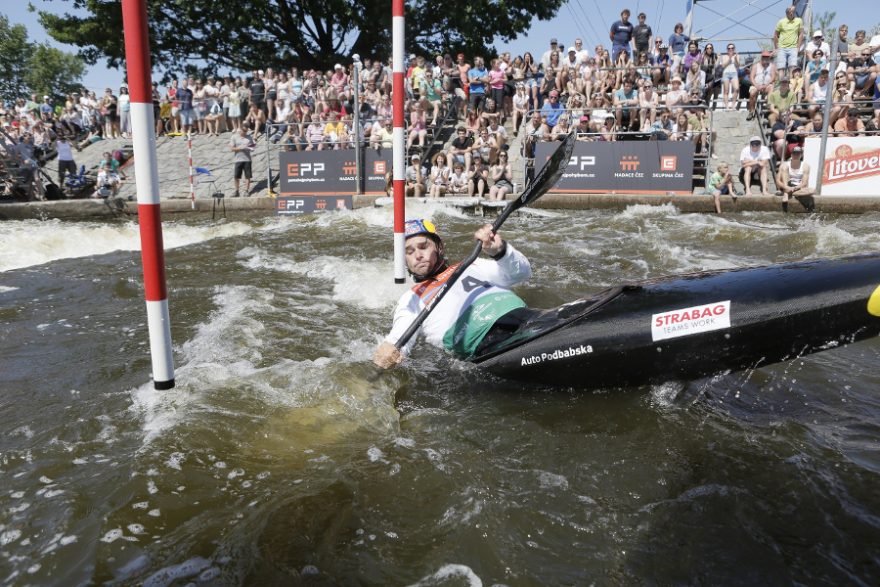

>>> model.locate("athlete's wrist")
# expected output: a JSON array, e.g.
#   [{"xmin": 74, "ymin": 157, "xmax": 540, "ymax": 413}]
[{"xmin": 488, "ymin": 240, "xmax": 508, "ymax": 260}]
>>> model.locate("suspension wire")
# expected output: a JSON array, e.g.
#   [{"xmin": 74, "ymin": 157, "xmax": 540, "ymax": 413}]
[
  {"xmin": 694, "ymin": 0, "xmax": 787, "ymax": 38},
  {"xmin": 564, "ymin": 3, "xmax": 592, "ymax": 48},
  {"xmin": 572, "ymin": 0, "xmax": 605, "ymax": 49}
]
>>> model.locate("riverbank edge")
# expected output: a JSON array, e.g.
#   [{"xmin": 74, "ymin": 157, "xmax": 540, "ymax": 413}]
[{"xmin": 1, "ymin": 193, "xmax": 878, "ymax": 221}]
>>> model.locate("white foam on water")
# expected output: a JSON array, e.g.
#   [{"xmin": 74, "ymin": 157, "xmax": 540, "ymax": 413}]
[
  {"xmin": 0, "ymin": 219, "xmax": 255, "ymax": 273},
  {"xmin": 619, "ymin": 202, "xmax": 681, "ymax": 219},
  {"xmin": 312, "ymin": 200, "xmax": 474, "ymax": 230},
  {"xmin": 131, "ymin": 283, "xmax": 399, "ymax": 445},
  {"xmin": 407, "ymin": 564, "xmax": 484, "ymax": 587},
  {"xmin": 0, "ymin": 285, "xmax": 17, "ymax": 293},
  {"xmin": 284, "ymin": 255, "xmax": 410, "ymax": 309}
]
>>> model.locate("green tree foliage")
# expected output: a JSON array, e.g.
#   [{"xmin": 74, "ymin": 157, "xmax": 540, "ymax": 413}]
[
  {"xmin": 38, "ymin": 0, "xmax": 564, "ymax": 79},
  {"xmin": 0, "ymin": 16, "xmax": 34, "ymax": 103},
  {"xmin": 0, "ymin": 15, "xmax": 85, "ymax": 104},
  {"xmin": 25, "ymin": 44, "xmax": 86, "ymax": 100}
]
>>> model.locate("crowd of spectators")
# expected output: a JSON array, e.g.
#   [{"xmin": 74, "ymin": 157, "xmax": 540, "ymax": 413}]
[{"xmin": 3, "ymin": 5, "xmax": 880, "ymax": 201}]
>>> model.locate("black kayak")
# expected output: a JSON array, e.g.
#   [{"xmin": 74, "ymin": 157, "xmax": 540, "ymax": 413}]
[{"xmin": 471, "ymin": 253, "xmax": 880, "ymax": 389}]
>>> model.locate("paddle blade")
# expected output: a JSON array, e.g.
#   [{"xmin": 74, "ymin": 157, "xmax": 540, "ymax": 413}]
[{"xmin": 516, "ymin": 131, "xmax": 576, "ymax": 209}]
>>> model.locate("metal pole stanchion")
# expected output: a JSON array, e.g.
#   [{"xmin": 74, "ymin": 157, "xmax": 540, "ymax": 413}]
[
  {"xmin": 353, "ymin": 55, "xmax": 364, "ymax": 195},
  {"xmin": 815, "ymin": 51, "xmax": 838, "ymax": 195}
]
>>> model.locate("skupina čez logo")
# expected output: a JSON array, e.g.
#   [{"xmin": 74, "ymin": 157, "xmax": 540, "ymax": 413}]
[{"xmin": 824, "ymin": 144, "xmax": 880, "ymax": 184}]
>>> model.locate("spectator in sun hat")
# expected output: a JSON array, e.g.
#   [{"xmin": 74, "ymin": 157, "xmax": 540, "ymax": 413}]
[
  {"xmin": 563, "ymin": 46, "xmax": 581, "ymax": 69},
  {"xmin": 739, "ymin": 135, "xmax": 772, "ymax": 196},
  {"xmin": 805, "ymin": 30, "xmax": 831, "ymax": 61}
]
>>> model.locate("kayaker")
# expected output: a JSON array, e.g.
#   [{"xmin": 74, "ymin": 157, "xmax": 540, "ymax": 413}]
[{"xmin": 373, "ymin": 219, "xmax": 533, "ymax": 369}]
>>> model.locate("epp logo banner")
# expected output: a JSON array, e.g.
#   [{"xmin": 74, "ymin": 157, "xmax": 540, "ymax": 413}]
[
  {"xmin": 568, "ymin": 155, "xmax": 596, "ymax": 170},
  {"xmin": 287, "ymin": 162, "xmax": 325, "ymax": 177}
]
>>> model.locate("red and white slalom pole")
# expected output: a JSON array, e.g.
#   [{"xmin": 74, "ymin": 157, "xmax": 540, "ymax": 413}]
[
  {"xmin": 391, "ymin": 0, "xmax": 406, "ymax": 284},
  {"xmin": 122, "ymin": 0, "xmax": 175, "ymax": 390},
  {"xmin": 188, "ymin": 136, "xmax": 195, "ymax": 209}
]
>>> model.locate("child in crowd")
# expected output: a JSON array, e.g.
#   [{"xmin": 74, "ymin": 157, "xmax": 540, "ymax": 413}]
[{"xmin": 706, "ymin": 162, "xmax": 736, "ymax": 214}]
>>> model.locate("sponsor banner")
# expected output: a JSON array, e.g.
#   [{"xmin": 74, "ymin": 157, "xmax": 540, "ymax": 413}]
[
  {"xmin": 276, "ymin": 196, "xmax": 353, "ymax": 215},
  {"xmin": 279, "ymin": 150, "xmax": 390, "ymax": 195},
  {"xmin": 804, "ymin": 137, "xmax": 880, "ymax": 196},
  {"xmin": 651, "ymin": 300, "xmax": 731, "ymax": 341},
  {"xmin": 521, "ymin": 344, "xmax": 594, "ymax": 366},
  {"xmin": 534, "ymin": 141, "xmax": 694, "ymax": 194}
]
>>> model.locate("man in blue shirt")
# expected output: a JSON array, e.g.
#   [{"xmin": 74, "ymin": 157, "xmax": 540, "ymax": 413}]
[
  {"xmin": 540, "ymin": 90, "xmax": 564, "ymax": 128},
  {"xmin": 609, "ymin": 9, "xmax": 634, "ymax": 62},
  {"xmin": 467, "ymin": 56, "xmax": 489, "ymax": 113}
]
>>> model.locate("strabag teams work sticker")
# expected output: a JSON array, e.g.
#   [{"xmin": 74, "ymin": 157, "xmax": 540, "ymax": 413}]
[
  {"xmin": 652, "ymin": 301, "xmax": 731, "ymax": 342},
  {"xmin": 869, "ymin": 285, "xmax": 880, "ymax": 317}
]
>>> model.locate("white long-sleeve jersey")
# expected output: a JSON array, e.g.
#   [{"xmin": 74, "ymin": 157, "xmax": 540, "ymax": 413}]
[{"xmin": 384, "ymin": 244, "xmax": 532, "ymax": 358}]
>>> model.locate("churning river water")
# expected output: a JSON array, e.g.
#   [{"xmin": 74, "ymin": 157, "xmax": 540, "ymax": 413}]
[{"xmin": 1, "ymin": 204, "xmax": 880, "ymax": 586}]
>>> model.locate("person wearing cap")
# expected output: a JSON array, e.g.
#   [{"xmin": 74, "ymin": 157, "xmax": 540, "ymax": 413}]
[
  {"xmin": 575, "ymin": 114, "xmax": 593, "ymax": 140},
  {"xmin": 609, "ymin": 9, "xmax": 634, "ymax": 63},
  {"xmin": 806, "ymin": 30, "xmax": 831, "ymax": 63},
  {"xmin": 773, "ymin": 5, "xmax": 804, "ymax": 74},
  {"xmin": 541, "ymin": 38, "xmax": 560, "ymax": 70},
  {"xmin": 739, "ymin": 136, "xmax": 772, "ymax": 196},
  {"xmin": 766, "ymin": 77, "xmax": 797, "ymax": 125},
  {"xmin": 404, "ymin": 153, "xmax": 426, "ymax": 197},
  {"xmin": 560, "ymin": 46, "xmax": 577, "ymax": 70},
  {"xmin": 747, "ymin": 50, "xmax": 777, "ymax": 120},
  {"xmin": 775, "ymin": 146, "xmax": 814, "ymax": 212},
  {"xmin": 373, "ymin": 220, "xmax": 533, "ymax": 369}
]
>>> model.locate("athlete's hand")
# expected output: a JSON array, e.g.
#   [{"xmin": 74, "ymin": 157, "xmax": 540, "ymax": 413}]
[
  {"xmin": 373, "ymin": 342, "xmax": 403, "ymax": 370},
  {"xmin": 475, "ymin": 224, "xmax": 504, "ymax": 257}
]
